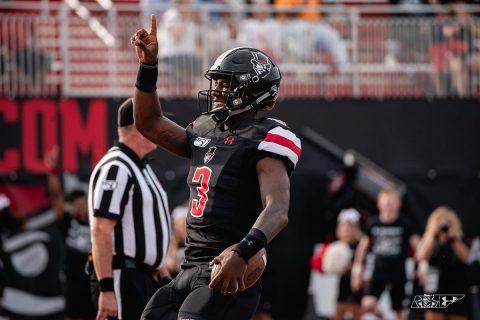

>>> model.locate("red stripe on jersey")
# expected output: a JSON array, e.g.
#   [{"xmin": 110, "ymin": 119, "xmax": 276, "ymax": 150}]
[{"xmin": 264, "ymin": 133, "xmax": 301, "ymax": 158}]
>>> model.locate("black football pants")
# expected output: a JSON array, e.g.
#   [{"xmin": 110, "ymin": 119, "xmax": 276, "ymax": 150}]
[{"xmin": 141, "ymin": 264, "xmax": 261, "ymax": 320}]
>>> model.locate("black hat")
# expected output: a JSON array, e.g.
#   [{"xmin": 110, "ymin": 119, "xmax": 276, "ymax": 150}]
[{"xmin": 118, "ymin": 98, "xmax": 134, "ymax": 127}]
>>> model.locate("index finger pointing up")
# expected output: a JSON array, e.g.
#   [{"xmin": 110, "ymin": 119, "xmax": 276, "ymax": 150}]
[{"xmin": 149, "ymin": 14, "xmax": 157, "ymax": 35}]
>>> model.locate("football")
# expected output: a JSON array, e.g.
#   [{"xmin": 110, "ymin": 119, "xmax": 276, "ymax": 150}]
[
  {"xmin": 321, "ymin": 240, "xmax": 352, "ymax": 275},
  {"xmin": 211, "ymin": 244, "xmax": 267, "ymax": 290}
]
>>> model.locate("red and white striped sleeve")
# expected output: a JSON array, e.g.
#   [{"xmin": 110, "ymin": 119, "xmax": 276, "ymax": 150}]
[{"xmin": 258, "ymin": 126, "xmax": 302, "ymax": 167}]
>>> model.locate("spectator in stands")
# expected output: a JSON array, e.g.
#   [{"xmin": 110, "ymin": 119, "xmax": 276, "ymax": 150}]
[
  {"xmin": 157, "ymin": 5, "xmax": 202, "ymax": 90},
  {"xmin": 280, "ymin": 17, "xmax": 348, "ymax": 73},
  {"xmin": 140, "ymin": 0, "xmax": 170, "ymax": 22},
  {"xmin": 236, "ymin": 0, "xmax": 282, "ymax": 62},
  {"xmin": 416, "ymin": 206, "xmax": 470, "ymax": 320},
  {"xmin": 200, "ymin": 1, "xmax": 244, "ymax": 66},
  {"xmin": 351, "ymin": 189, "xmax": 420, "ymax": 320},
  {"xmin": 274, "ymin": 0, "xmax": 322, "ymax": 21},
  {"xmin": 429, "ymin": 3, "xmax": 473, "ymax": 97},
  {"xmin": 272, "ymin": 0, "xmax": 348, "ymax": 73}
]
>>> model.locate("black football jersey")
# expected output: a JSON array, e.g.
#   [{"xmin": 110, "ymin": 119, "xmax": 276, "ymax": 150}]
[{"xmin": 184, "ymin": 115, "xmax": 301, "ymax": 264}]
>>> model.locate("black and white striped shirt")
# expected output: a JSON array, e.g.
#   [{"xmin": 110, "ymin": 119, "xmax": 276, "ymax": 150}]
[{"xmin": 88, "ymin": 143, "xmax": 170, "ymax": 269}]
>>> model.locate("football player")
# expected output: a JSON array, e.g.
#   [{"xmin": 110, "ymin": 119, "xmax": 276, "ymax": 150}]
[{"xmin": 131, "ymin": 15, "xmax": 301, "ymax": 320}]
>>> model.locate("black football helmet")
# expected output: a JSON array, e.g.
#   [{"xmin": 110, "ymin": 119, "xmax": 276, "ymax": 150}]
[{"xmin": 198, "ymin": 47, "xmax": 281, "ymax": 123}]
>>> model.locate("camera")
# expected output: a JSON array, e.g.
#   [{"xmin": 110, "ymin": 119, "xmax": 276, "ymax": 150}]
[{"xmin": 439, "ymin": 223, "xmax": 450, "ymax": 233}]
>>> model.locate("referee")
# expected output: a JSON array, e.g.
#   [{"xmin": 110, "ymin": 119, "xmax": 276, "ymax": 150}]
[{"xmin": 88, "ymin": 98, "xmax": 172, "ymax": 320}]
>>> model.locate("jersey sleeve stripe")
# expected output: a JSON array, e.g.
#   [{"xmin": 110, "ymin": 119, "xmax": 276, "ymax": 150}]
[
  {"xmin": 263, "ymin": 132, "xmax": 301, "ymax": 158},
  {"xmin": 258, "ymin": 140, "xmax": 300, "ymax": 166},
  {"xmin": 257, "ymin": 126, "xmax": 301, "ymax": 166}
]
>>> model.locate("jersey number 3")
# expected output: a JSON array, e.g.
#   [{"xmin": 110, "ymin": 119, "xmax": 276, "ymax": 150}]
[{"xmin": 191, "ymin": 166, "xmax": 212, "ymax": 217}]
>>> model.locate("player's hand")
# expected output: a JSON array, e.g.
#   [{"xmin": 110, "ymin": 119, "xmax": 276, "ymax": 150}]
[
  {"xmin": 209, "ymin": 250, "xmax": 247, "ymax": 295},
  {"xmin": 131, "ymin": 14, "xmax": 158, "ymax": 65},
  {"xmin": 96, "ymin": 291, "xmax": 118, "ymax": 320}
]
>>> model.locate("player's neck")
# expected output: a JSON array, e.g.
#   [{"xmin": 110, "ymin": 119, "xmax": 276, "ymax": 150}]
[{"xmin": 223, "ymin": 109, "xmax": 257, "ymax": 130}]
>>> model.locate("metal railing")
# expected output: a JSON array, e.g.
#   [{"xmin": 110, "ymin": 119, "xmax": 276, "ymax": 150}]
[{"xmin": 1, "ymin": 2, "xmax": 479, "ymax": 98}]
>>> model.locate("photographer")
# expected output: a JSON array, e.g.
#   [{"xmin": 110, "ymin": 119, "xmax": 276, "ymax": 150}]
[{"xmin": 416, "ymin": 206, "xmax": 470, "ymax": 320}]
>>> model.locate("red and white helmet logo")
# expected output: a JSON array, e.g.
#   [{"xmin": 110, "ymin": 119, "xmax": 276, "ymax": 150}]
[{"xmin": 251, "ymin": 52, "xmax": 271, "ymax": 78}]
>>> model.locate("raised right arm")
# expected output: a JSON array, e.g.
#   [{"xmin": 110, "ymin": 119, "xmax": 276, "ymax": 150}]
[
  {"xmin": 134, "ymin": 90, "xmax": 190, "ymax": 158},
  {"xmin": 131, "ymin": 15, "xmax": 191, "ymax": 158}
]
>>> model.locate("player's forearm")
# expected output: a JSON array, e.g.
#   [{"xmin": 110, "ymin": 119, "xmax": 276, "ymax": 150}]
[
  {"xmin": 134, "ymin": 89, "xmax": 191, "ymax": 158},
  {"xmin": 133, "ymin": 89, "xmax": 163, "ymax": 138},
  {"xmin": 253, "ymin": 205, "xmax": 288, "ymax": 243},
  {"xmin": 91, "ymin": 221, "xmax": 114, "ymax": 279}
]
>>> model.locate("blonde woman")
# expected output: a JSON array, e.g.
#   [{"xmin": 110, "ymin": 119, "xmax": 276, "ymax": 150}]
[{"xmin": 416, "ymin": 206, "xmax": 470, "ymax": 320}]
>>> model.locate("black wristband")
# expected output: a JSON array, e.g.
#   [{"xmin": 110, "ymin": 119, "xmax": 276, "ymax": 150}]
[
  {"xmin": 135, "ymin": 62, "xmax": 158, "ymax": 93},
  {"xmin": 233, "ymin": 228, "xmax": 267, "ymax": 263},
  {"xmin": 98, "ymin": 277, "xmax": 114, "ymax": 292}
]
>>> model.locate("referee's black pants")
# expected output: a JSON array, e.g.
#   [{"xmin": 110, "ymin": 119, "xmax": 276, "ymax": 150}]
[
  {"xmin": 141, "ymin": 263, "xmax": 261, "ymax": 320},
  {"xmin": 91, "ymin": 265, "xmax": 159, "ymax": 320}
]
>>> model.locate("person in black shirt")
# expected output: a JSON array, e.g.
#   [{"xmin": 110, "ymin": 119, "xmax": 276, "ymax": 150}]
[
  {"xmin": 416, "ymin": 206, "xmax": 470, "ymax": 320},
  {"xmin": 131, "ymin": 15, "xmax": 301, "ymax": 320},
  {"xmin": 352, "ymin": 189, "xmax": 420, "ymax": 320},
  {"xmin": 59, "ymin": 189, "xmax": 95, "ymax": 320}
]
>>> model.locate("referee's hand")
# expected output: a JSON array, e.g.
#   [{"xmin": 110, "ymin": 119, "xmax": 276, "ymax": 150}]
[{"xmin": 97, "ymin": 292, "xmax": 118, "ymax": 320}]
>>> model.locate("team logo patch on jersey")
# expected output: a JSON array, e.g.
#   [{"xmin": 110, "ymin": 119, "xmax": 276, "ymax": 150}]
[
  {"xmin": 251, "ymin": 52, "xmax": 271, "ymax": 78},
  {"xmin": 204, "ymin": 147, "xmax": 217, "ymax": 164},
  {"xmin": 101, "ymin": 180, "xmax": 118, "ymax": 190},
  {"xmin": 194, "ymin": 137, "xmax": 211, "ymax": 148}
]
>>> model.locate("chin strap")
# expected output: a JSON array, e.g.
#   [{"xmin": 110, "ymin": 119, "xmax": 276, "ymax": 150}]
[{"xmin": 210, "ymin": 104, "xmax": 255, "ymax": 123}]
